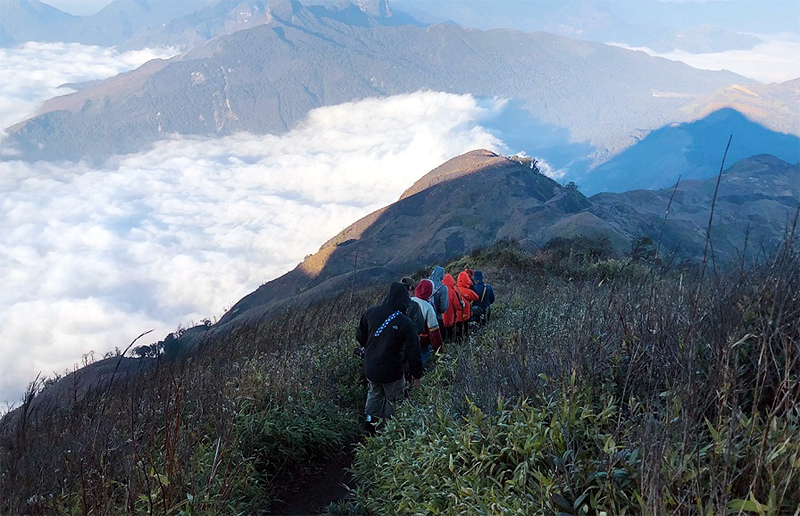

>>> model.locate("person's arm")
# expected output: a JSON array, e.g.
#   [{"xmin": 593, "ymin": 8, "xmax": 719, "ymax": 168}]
[
  {"xmin": 488, "ymin": 285, "xmax": 495, "ymax": 304},
  {"xmin": 404, "ymin": 322, "xmax": 423, "ymax": 380},
  {"xmin": 355, "ymin": 312, "xmax": 368, "ymax": 346},
  {"xmin": 463, "ymin": 288, "xmax": 479, "ymax": 302},
  {"xmin": 439, "ymin": 286, "xmax": 449, "ymax": 313}
]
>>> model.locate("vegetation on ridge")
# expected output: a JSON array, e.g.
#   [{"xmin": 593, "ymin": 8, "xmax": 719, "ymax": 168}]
[{"xmin": 1, "ymin": 233, "xmax": 798, "ymax": 515}]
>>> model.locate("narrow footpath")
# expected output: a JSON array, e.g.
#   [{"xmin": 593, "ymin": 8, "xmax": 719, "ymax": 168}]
[{"xmin": 269, "ymin": 452, "xmax": 355, "ymax": 515}]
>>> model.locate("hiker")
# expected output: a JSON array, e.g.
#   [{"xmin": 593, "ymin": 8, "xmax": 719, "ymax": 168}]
[
  {"xmin": 356, "ymin": 282, "xmax": 422, "ymax": 431},
  {"xmin": 401, "ymin": 277, "xmax": 426, "ymax": 334},
  {"xmin": 470, "ymin": 270, "xmax": 495, "ymax": 327},
  {"xmin": 428, "ymin": 265, "xmax": 449, "ymax": 328},
  {"xmin": 453, "ymin": 271, "xmax": 479, "ymax": 341},
  {"xmin": 410, "ymin": 279, "xmax": 444, "ymax": 366},
  {"xmin": 441, "ymin": 273, "xmax": 460, "ymax": 342},
  {"xmin": 464, "ymin": 267, "xmax": 475, "ymax": 286}
]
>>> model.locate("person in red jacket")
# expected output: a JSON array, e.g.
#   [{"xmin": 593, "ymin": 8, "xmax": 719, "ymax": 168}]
[
  {"xmin": 454, "ymin": 271, "xmax": 479, "ymax": 341},
  {"xmin": 441, "ymin": 273, "xmax": 460, "ymax": 342}
]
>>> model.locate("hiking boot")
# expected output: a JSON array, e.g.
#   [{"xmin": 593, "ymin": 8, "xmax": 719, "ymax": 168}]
[{"xmin": 363, "ymin": 416, "xmax": 378, "ymax": 436}]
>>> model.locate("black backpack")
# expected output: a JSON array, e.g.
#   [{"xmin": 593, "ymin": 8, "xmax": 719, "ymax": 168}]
[{"xmin": 470, "ymin": 285, "xmax": 488, "ymax": 321}]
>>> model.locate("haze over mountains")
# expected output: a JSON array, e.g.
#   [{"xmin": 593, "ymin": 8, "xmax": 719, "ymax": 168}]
[
  {"xmin": 4, "ymin": 0, "xmax": 797, "ymax": 54},
  {"xmin": 0, "ymin": 0, "xmax": 798, "ymax": 405}
]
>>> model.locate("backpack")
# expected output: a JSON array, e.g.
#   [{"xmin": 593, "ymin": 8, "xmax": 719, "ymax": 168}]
[
  {"xmin": 452, "ymin": 287, "xmax": 468, "ymax": 322},
  {"xmin": 405, "ymin": 300, "xmax": 426, "ymax": 334},
  {"xmin": 470, "ymin": 285, "xmax": 488, "ymax": 321}
]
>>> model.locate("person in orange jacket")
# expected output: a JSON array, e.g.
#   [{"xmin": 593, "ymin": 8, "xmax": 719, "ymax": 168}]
[{"xmin": 454, "ymin": 271, "xmax": 479, "ymax": 341}]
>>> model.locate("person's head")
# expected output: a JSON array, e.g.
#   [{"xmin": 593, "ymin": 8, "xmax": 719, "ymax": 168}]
[
  {"xmin": 473, "ymin": 270, "xmax": 484, "ymax": 283},
  {"xmin": 384, "ymin": 282, "xmax": 411, "ymax": 312},
  {"xmin": 457, "ymin": 271, "xmax": 472, "ymax": 288},
  {"xmin": 464, "ymin": 267, "xmax": 474, "ymax": 285},
  {"xmin": 400, "ymin": 276, "xmax": 415, "ymax": 294},
  {"xmin": 414, "ymin": 279, "xmax": 434, "ymax": 301},
  {"xmin": 430, "ymin": 265, "xmax": 445, "ymax": 284},
  {"xmin": 443, "ymin": 273, "xmax": 456, "ymax": 287}
]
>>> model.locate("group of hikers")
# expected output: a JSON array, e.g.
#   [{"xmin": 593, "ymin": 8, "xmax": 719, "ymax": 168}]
[{"xmin": 355, "ymin": 266, "xmax": 495, "ymax": 432}]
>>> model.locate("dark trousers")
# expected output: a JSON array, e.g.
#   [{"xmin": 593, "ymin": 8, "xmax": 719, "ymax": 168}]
[
  {"xmin": 455, "ymin": 321, "xmax": 469, "ymax": 342},
  {"xmin": 442, "ymin": 324, "xmax": 456, "ymax": 342}
]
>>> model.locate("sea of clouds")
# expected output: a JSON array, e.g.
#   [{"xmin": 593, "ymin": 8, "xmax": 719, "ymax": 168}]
[
  {"xmin": 0, "ymin": 43, "xmax": 519, "ymax": 407},
  {"xmin": 613, "ymin": 35, "xmax": 800, "ymax": 84}
]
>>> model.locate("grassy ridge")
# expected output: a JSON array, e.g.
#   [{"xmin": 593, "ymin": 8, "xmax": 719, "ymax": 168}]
[{"xmin": 1, "ymin": 237, "xmax": 798, "ymax": 515}]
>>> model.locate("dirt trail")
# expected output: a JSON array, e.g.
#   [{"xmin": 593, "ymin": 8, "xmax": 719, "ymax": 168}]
[{"xmin": 269, "ymin": 453, "xmax": 355, "ymax": 515}]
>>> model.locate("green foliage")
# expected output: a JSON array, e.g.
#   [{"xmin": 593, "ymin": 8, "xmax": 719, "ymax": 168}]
[
  {"xmin": 233, "ymin": 395, "xmax": 359, "ymax": 513},
  {"xmin": 353, "ymin": 384, "xmax": 641, "ymax": 515},
  {"xmin": 238, "ymin": 395, "xmax": 358, "ymax": 483}
]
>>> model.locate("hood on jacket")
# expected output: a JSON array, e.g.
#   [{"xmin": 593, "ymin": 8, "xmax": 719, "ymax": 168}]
[
  {"xmin": 429, "ymin": 265, "xmax": 445, "ymax": 287},
  {"xmin": 414, "ymin": 279, "xmax": 434, "ymax": 301},
  {"xmin": 442, "ymin": 273, "xmax": 456, "ymax": 288},
  {"xmin": 457, "ymin": 271, "xmax": 473, "ymax": 288},
  {"xmin": 384, "ymin": 282, "xmax": 411, "ymax": 312},
  {"xmin": 473, "ymin": 270, "xmax": 484, "ymax": 282}
]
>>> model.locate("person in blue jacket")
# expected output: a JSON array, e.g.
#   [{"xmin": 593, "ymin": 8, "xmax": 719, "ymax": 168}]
[{"xmin": 470, "ymin": 270, "xmax": 495, "ymax": 326}]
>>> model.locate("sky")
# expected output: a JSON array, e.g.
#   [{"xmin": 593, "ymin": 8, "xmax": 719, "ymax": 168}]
[{"xmin": 1, "ymin": 0, "xmax": 798, "ymax": 407}]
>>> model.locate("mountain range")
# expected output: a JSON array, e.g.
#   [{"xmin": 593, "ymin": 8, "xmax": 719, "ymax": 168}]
[{"xmin": 2, "ymin": 0, "xmax": 798, "ymax": 191}]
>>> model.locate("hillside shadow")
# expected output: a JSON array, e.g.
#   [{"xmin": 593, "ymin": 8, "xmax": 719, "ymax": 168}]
[
  {"xmin": 480, "ymin": 98, "xmax": 594, "ymax": 178},
  {"xmin": 578, "ymin": 108, "xmax": 800, "ymax": 195}
]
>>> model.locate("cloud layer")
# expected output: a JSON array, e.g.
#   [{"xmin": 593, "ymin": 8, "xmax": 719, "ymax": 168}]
[
  {"xmin": 0, "ymin": 42, "xmax": 178, "ymax": 133},
  {"xmin": 0, "ymin": 44, "xmax": 507, "ymax": 406},
  {"xmin": 612, "ymin": 36, "xmax": 800, "ymax": 84}
]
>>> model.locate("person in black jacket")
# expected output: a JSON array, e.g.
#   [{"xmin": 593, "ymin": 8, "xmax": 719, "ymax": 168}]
[{"xmin": 356, "ymin": 282, "xmax": 422, "ymax": 428}]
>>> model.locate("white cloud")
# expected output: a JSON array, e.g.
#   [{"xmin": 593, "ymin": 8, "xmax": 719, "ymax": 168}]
[
  {"xmin": 0, "ymin": 42, "xmax": 179, "ymax": 133},
  {"xmin": 611, "ymin": 35, "xmax": 800, "ymax": 84},
  {"xmin": 535, "ymin": 157, "xmax": 568, "ymax": 180},
  {"xmin": 0, "ymin": 89, "xmax": 506, "ymax": 407}
]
